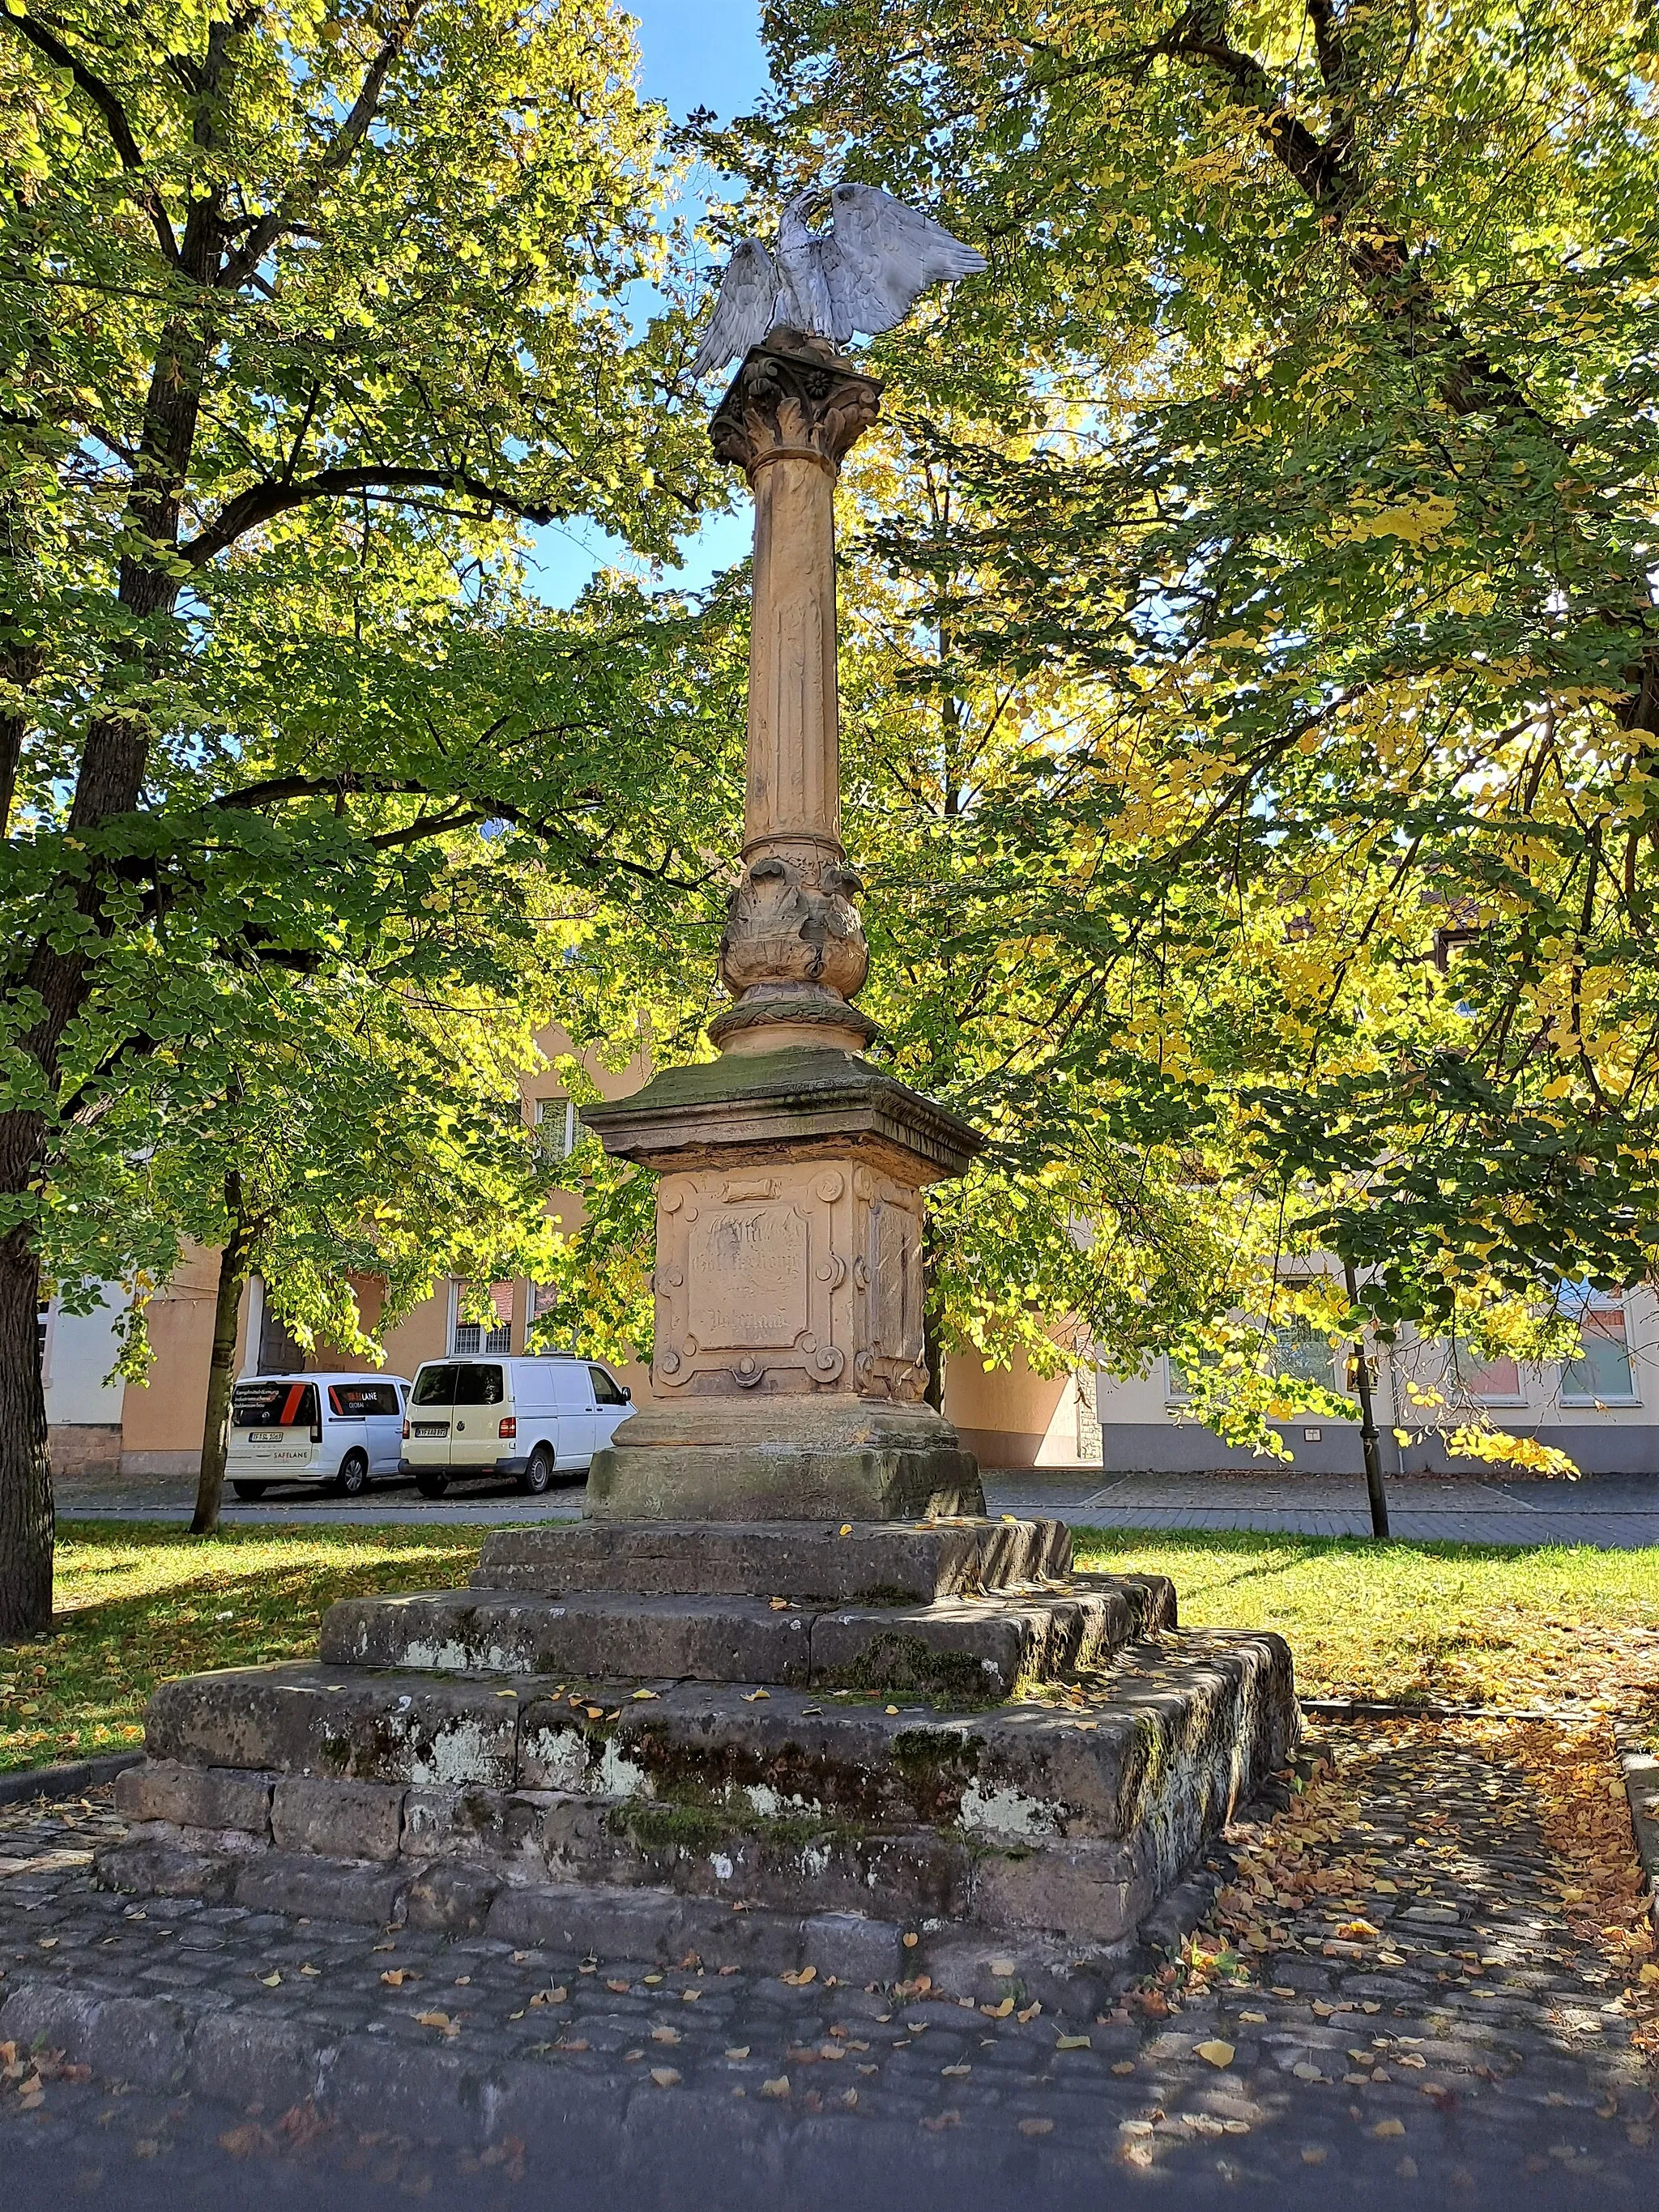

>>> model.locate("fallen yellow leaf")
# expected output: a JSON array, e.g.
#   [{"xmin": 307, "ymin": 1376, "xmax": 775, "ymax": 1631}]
[
  {"xmin": 650, "ymin": 2067, "xmax": 681, "ymax": 2089},
  {"xmin": 1372, "ymin": 2118, "xmax": 1405, "ymax": 2139},
  {"xmin": 1194, "ymin": 2039, "xmax": 1235, "ymax": 2068}
]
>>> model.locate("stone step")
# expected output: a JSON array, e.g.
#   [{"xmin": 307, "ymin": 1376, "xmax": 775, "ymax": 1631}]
[
  {"xmin": 316, "ymin": 1575, "xmax": 1170, "ymax": 1698},
  {"xmin": 510, "ymin": 1632, "xmax": 1290, "ymax": 1846},
  {"xmin": 472, "ymin": 1516, "xmax": 1075, "ymax": 1603},
  {"xmin": 113, "ymin": 1623, "xmax": 1294, "ymax": 1946},
  {"xmin": 90, "ymin": 1831, "xmax": 910, "ymax": 1977},
  {"xmin": 98, "ymin": 1785, "xmax": 1160, "ymax": 1946}
]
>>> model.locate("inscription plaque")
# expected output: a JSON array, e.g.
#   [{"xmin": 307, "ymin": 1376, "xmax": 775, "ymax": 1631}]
[{"xmin": 689, "ymin": 1204, "xmax": 810, "ymax": 1349}]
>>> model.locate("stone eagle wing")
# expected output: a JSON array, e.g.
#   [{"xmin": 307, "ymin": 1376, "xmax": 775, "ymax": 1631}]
[
  {"xmin": 821, "ymin": 184, "xmax": 987, "ymax": 341},
  {"xmin": 690, "ymin": 237, "xmax": 778, "ymax": 379}
]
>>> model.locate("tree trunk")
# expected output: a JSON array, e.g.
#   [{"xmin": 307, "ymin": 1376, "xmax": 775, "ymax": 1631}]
[
  {"xmin": 1344, "ymin": 1262, "xmax": 1390, "ymax": 1540},
  {"xmin": 190, "ymin": 1190, "xmax": 257, "ymax": 1536},
  {"xmin": 0, "ymin": 1222, "xmax": 52, "ymax": 1637}
]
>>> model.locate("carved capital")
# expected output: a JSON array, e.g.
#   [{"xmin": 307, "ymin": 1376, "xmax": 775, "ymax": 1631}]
[{"xmin": 710, "ymin": 330, "xmax": 882, "ymax": 479}]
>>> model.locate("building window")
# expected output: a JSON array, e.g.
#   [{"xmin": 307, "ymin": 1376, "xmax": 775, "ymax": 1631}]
[
  {"xmin": 534, "ymin": 1096, "xmax": 582, "ymax": 1162},
  {"xmin": 1167, "ymin": 1317, "xmax": 1337, "ymax": 1409},
  {"xmin": 36, "ymin": 1302, "xmax": 53, "ymax": 1388},
  {"xmin": 1266, "ymin": 1319, "xmax": 1340, "ymax": 1396},
  {"xmin": 1558, "ymin": 1286, "xmax": 1638, "ymax": 1405},
  {"xmin": 1449, "ymin": 1341, "xmax": 1525, "ymax": 1405},
  {"xmin": 453, "ymin": 1281, "xmax": 513, "ymax": 1357},
  {"xmin": 527, "ymin": 1281, "xmax": 572, "ymax": 1353}
]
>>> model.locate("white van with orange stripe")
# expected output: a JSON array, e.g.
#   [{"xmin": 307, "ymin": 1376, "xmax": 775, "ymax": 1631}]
[{"xmin": 226, "ymin": 1373, "xmax": 412, "ymax": 1500}]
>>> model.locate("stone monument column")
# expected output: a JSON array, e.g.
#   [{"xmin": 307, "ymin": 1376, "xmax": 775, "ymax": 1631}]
[
  {"xmin": 707, "ymin": 333, "xmax": 877, "ymax": 1059},
  {"xmin": 582, "ymin": 331, "xmax": 985, "ymax": 1524}
]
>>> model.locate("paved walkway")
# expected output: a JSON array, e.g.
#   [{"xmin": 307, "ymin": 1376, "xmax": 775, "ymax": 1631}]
[
  {"xmin": 53, "ymin": 1470, "xmax": 1659, "ymax": 1547},
  {"xmin": 0, "ymin": 1717, "xmax": 1653, "ymax": 2210}
]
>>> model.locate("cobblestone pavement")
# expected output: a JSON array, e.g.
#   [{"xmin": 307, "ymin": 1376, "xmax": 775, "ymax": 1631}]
[
  {"xmin": 0, "ymin": 1718, "xmax": 1653, "ymax": 2212},
  {"xmin": 51, "ymin": 1469, "xmax": 1659, "ymax": 1546}
]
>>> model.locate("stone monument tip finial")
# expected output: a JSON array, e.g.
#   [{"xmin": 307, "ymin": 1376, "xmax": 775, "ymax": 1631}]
[{"xmin": 689, "ymin": 183, "xmax": 987, "ymax": 381}]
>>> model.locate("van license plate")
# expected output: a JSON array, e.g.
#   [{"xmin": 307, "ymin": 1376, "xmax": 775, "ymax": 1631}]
[{"xmin": 412, "ymin": 1423, "xmax": 450, "ymax": 1438}]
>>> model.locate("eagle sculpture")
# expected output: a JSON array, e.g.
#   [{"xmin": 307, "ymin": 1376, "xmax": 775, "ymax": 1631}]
[{"xmin": 690, "ymin": 184, "xmax": 987, "ymax": 381}]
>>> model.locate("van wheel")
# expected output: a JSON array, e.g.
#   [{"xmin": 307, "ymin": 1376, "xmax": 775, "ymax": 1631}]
[
  {"xmin": 415, "ymin": 1471, "xmax": 449, "ymax": 1499},
  {"xmin": 518, "ymin": 1446, "xmax": 554, "ymax": 1497},
  {"xmin": 232, "ymin": 1481, "xmax": 267, "ymax": 1502},
  {"xmin": 335, "ymin": 1450, "xmax": 369, "ymax": 1499}
]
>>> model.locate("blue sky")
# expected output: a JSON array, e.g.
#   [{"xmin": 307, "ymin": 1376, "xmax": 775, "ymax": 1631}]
[{"xmin": 523, "ymin": 0, "xmax": 770, "ymax": 606}]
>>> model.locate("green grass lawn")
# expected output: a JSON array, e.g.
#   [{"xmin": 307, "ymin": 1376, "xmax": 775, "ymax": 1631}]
[
  {"xmin": 1, "ymin": 1521, "xmax": 1655, "ymax": 1773},
  {"xmin": 2, "ymin": 1522, "xmax": 489, "ymax": 1773},
  {"xmin": 1073, "ymin": 1528, "xmax": 1659, "ymax": 1712}
]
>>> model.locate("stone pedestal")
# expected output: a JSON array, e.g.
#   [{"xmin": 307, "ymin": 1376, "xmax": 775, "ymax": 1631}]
[
  {"xmin": 582, "ymin": 1051, "xmax": 983, "ymax": 1520},
  {"xmin": 98, "ymin": 1515, "xmax": 1300, "ymax": 1967}
]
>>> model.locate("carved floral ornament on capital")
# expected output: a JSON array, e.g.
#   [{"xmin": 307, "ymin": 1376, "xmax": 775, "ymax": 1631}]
[{"xmin": 709, "ymin": 339, "xmax": 883, "ymax": 480}]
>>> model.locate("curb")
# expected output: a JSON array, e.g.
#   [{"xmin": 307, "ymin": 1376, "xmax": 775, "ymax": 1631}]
[
  {"xmin": 1613, "ymin": 1718, "xmax": 1659, "ymax": 1926},
  {"xmin": 0, "ymin": 1751, "xmax": 143, "ymax": 1808}
]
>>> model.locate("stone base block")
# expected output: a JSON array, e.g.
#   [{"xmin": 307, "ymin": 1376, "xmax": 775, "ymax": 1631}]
[
  {"xmin": 586, "ymin": 1399, "xmax": 984, "ymax": 1524},
  {"xmin": 317, "ymin": 1576, "xmax": 1158, "ymax": 1697},
  {"xmin": 475, "ymin": 1515, "xmax": 1070, "ymax": 1604},
  {"xmin": 588, "ymin": 1442, "xmax": 983, "ymax": 1524}
]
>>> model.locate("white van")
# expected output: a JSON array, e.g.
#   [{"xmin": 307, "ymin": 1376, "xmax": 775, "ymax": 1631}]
[
  {"xmin": 402, "ymin": 1354, "xmax": 632, "ymax": 1498},
  {"xmin": 228, "ymin": 1374, "xmax": 412, "ymax": 1501}
]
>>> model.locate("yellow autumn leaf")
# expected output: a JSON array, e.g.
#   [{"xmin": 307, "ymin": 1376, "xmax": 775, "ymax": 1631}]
[{"xmin": 1194, "ymin": 2039, "xmax": 1235, "ymax": 2068}]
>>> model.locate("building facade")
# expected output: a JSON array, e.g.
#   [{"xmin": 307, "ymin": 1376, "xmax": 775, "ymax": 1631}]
[{"xmin": 41, "ymin": 1026, "xmax": 1659, "ymax": 1483}]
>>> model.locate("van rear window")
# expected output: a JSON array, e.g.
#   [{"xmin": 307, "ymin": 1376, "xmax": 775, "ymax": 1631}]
[
  {"xmin": 232, "ymin": 1382, "xmax": 319, "ymax": 1428},
  {"xmin": 327, "ymin": 1383, "xmax": 399, "ymax": 1418},
  {"xmin": 453, "ymin": 1364, "xmax": 504, "ymax": 1405},
  {"xmin": 412, "ymin": 1367, "xmax": 455, "ymax": 1405}
]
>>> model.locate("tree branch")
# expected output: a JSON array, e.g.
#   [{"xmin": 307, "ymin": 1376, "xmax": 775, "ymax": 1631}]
[
  {"xmin": 216, "ymin": 5, "xmax": 426, "ymax": 292},
  {"xmin": 1162, "ymin": 3, "xmax": 1558, "ymax": 435},
  {"xmin": 5, "ymin": 10, "xmax": 180, "ymax": 264},
  {"xmin": 184, "ymin": 464, "xmax": 557, "ymax": 565}
]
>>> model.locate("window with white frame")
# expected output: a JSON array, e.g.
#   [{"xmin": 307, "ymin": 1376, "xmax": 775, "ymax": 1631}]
[
  {"xmin": 1166, "ymin": 1312, "xmax": 1339, "ymax": 1408},
  {"xmin": 533, "ymin": 1096, "xmax": 583, "ymax": 1162},
  {"xmin": 1557, "ymin": 1285, "xmax": 1638, "ymax": 1405},
  {"xmin": 1447, "ymin": 1339, "xmax": 1526, "ymax": 1406},
  {"xmin": 452, "ymin": 1281, "xmax": 513, "ymax": 1356}
]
